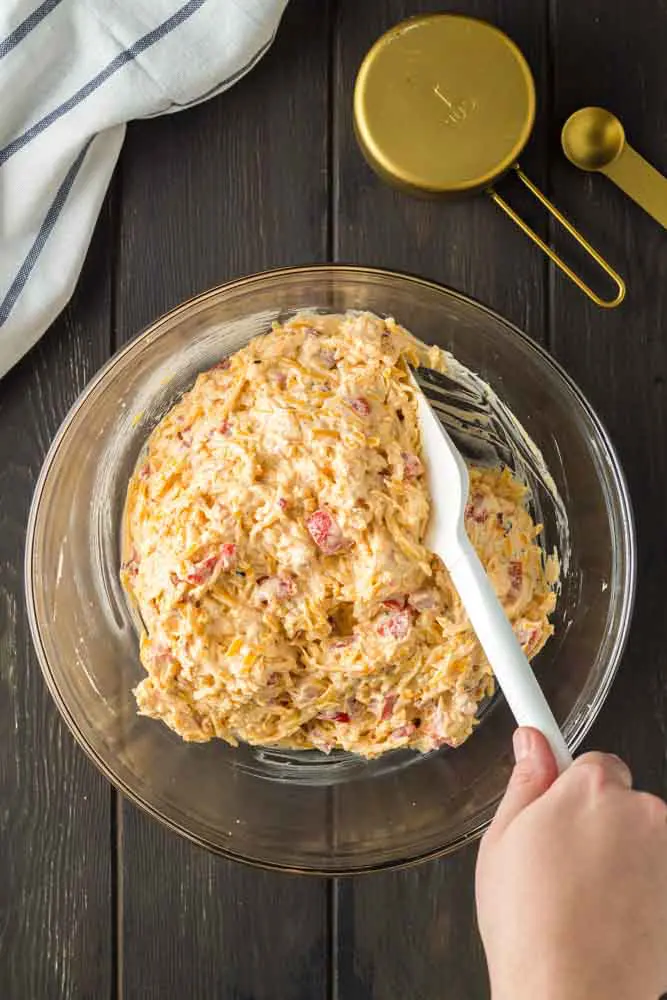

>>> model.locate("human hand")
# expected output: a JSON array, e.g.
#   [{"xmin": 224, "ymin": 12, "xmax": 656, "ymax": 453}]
[{"xmin": 475, "ymin": 728, "xmax": 667, "ymax": 1000}]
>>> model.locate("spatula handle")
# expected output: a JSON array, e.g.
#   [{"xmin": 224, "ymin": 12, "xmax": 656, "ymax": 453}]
[{"xmin": 448, "ymin": 533, "xmax": 572, "ymax": 772}]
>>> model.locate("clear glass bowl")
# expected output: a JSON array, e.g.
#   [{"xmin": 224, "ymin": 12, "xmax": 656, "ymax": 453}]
[{"xmin": 26, "ymin": 266, "xmax": 635, "ymax": 874}]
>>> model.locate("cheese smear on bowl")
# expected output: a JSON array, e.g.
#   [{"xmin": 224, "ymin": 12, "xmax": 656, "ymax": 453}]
[{"xmin": 121, "ymin": 311, "xmax": 557, "ymax": 758}]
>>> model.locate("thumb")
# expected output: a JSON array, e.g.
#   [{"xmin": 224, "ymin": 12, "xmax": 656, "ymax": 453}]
[{"xmin": 489, "ymin": 728, "xmax": 559, "ymax": 839}]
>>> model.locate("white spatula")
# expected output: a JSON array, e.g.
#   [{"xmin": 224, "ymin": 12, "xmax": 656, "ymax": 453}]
[{"xmin": 411, "ymin": 370, "xmax": 572, "ymax": 772}]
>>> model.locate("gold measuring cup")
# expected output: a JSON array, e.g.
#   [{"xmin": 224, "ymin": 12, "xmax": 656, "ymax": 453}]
[{"xmin": 353, "ymin": 14, "xmax": 626, "ymax": 308}]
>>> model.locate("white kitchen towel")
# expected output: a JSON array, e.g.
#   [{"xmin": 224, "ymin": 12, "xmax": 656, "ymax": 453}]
[{"xmin": 0, "ymin": 0, "xmax": 288, "ymax": 379}]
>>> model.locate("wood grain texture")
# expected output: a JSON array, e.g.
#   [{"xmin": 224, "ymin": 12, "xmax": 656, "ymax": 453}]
[
  {"xmin": 332, "ymin": 2, "xmax": 548, "ymax": 998},
  {"xmin": 548, "ymin": 0, "xmax": 667, "ymax": 795},
  {"xmin": 334, "ymin": 849, "xmax": 487, "ymax": 1000},
  {"xmin": 121, "ymin": 835, "xmax": 329, "ymax": 1000},
  {"xmin": 0, "ymin": 199, "xmax": 114, "ymax": 998},
  {"xmin": 114, "ymin": 4, "xmax": 331, "ymax": 998}
]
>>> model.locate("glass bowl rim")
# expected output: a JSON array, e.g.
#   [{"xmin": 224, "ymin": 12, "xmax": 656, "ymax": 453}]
[{"xmin": 24, "ymin": 263, "xmax": 637, "ymax": 875}]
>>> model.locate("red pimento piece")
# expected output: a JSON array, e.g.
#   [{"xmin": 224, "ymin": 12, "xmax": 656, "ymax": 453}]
[
  {"xmin": 138, "ymin": 463, "xmax": 150, "ymax": 480},
  {"xmin": 516, "ymin": 624, "xmax": 540, "ymax": 653},
  {"xmin": 391, "ymin": 723, "xmax": 416, "ymax": 740},
  {"xmin": 349, "ymin": 396, "xmax": 371, "ymax": 417},
  {"xmin": 214, "ymin": 358, "xmax": 231, "ymax": 370},
  {"xmin": 509, "ymin": 561, "xmax": 523, "ymax": 592},
  {"xmin": 465, "ymin": 492, "xmax": 488, "ymax": 524},
  {"xmin": 186, "ymin": 543, "xmax": 236, "ymax": 584},
  {"xmin": 382, "ymin": 596, "xmax": 407, "ymax": 611},
  {"xmin": 402, "ymin": 452, "xmax": 424, "ymax": 479},
  {"xmin": 318, "ymin": 709, "xmax": 351, "ymax": 723},
  {"xmin": 278, "ymin": 497, "xmax": 288, "ymax": 512},
  {"xmin": 186, "ymin": 555, "xmax": 217, "ymax": 584},
  {"xmin": 219, "ymin": 418, "xmax": 231, "ymax": 435},
  {"xmin": 306, "ymin": 509, "xmax": 347, "ymax": 554},
  {"xmin": 219, "ymin": 543, "xmax": 237, "ymax": 570},
  {"xmin": 381, "ymin": 694, "xmax": 398, "ymax": 720},
  {"xmin": 377, "ymin": 609, "xmax": 411, "ymax": 640}
]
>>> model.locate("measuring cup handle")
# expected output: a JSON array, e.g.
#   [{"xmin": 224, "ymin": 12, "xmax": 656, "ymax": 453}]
[{"xmin": 488, "ymin": 166, "xmax": 626, "ymax": 309}]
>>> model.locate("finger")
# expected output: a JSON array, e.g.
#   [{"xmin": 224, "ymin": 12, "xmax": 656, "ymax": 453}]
[
  {"xmin": 488, "ymin": 728, "xmax": 559, "ymax": 839},
  {"xmin": 635, "ymin": 790, "xmax": 667, "ymax": 826},
  {"xmin": 568, "ymin": 751, "xmax": 632, "ymax": 790}
]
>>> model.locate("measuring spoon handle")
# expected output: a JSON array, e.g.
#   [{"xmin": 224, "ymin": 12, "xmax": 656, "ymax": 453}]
[{"xmin": 602, "ymin": 144, "xmax": 667, "ymax": 230}]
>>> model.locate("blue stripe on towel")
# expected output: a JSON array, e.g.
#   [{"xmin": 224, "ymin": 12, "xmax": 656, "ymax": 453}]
[
  {"xmin": 0, "ymin": 0, "xmax": 207, "ymax": 165},
  {"xmin": 0, "ymin": 0, "xmax": 64, "ymax": 59},
  {"xmin": 0, "ymin": 138, "xmax": 94, "ymax": 326}
]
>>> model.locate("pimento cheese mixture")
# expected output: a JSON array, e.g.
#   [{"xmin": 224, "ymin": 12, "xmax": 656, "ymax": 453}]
[{"xmin": 121, "ymin": 311, "xmax": 557, "ymax": 757}]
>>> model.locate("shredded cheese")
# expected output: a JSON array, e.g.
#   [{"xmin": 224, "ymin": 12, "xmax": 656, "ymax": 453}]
[{"xmin": 121, "ymin": 311, "xmax": 557, "ymax": 758}]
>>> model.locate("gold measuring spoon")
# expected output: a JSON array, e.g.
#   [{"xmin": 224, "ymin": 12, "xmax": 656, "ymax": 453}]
[
  {"xmin": 354, "ymin": 14, "xmax": 625, "ymax": 308},
  {"xmin": 562, "ymin": 107, "xmax": 667, "ymax": 230}
]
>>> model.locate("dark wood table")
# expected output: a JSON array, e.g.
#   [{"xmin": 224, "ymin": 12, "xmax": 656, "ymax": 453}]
[{"xmin": 3, "ymin": 2, "xmax": 667, "ymax": 997}]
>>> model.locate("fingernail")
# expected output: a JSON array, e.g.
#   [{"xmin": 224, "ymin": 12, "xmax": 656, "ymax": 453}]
[{"xmin": 513, "ymin": 728, "xmax": 534, "ymax": 762}]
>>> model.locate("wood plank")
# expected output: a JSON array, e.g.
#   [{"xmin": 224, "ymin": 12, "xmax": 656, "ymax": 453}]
[
  {"xmin": 114, "ymin": 3, "xmax": 331, "ymax": 997},
  {"xmin": 331, "ymin": 2, "xmax": 549, "ymax": 997},
  {"xmin": 549, "ymin": 0, "xmax": 667, "ymax": 793},
  {"xmin": 0, "ymin": 198, "xmax": 114, "ymax": 998}
]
